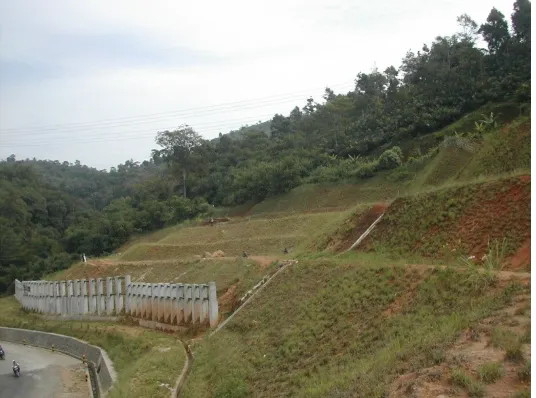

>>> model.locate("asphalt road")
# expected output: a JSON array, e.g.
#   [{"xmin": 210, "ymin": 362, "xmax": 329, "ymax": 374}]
[{"xmin": 0, "ymin": 341, "xmax": 88, "ymax": 398}]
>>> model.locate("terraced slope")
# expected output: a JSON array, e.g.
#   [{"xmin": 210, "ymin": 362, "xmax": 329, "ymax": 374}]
[{"xmin": 118, "ymin": 212, "xmax": 346, "ymax": 261}]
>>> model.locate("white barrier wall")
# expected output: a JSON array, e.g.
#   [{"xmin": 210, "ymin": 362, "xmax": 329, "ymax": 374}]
[{"xmin": 14, "ymin": 276, "xmax": 219, "ymax": 328}]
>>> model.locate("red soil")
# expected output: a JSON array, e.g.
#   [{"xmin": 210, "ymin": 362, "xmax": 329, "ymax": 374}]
[{"xmin": 339, "ymin": 203, "xmax": 388, "ymax": 252}]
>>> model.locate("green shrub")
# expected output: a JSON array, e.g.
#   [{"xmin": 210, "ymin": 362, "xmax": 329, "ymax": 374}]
[
  {"xmin": 505, "ymin": 343, "xmax": 524, "ymax": 363},
  {"xmin": 477, "ymin": 362, "xmax": 504, "ymax": 383},
  {"xmin": 378, "ymin": 147, "xmax": 403, "ymax": 170},
  {"xmin": 355, "ymin": 162, "xmax": 377, "ymax": 179},
  {"xmin": 512, "ymin": 390, "xmax": 531, "ymax": 398},
  {"xmin": 452, "ymin": 369, "xmax": 485, "ymax": 397},
  {"xmin": 452, "ymin": 368, "xmax": 473, "ymax": 387},
  {"xmin": 517, "ymin": 361, "xmax": 530, "ymax": 381}
]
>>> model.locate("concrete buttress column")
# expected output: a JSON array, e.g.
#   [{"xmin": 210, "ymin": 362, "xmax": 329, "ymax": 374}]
[
  {"xmin": 193, "ymin": 284, "xmax": 201, "ymax": 324},
  {"xmin": 106, "ymin": 277, "xmax": 114, "ymax": 315},
  {"xmin": 157, "ymin": 283, "xmax": 165, "ymax": 322},
  {"xmin": 38, "ymin": 282, "xmax": 44, "ymax": 313},
  {"xmin": 33, "ymin": 282, "xmax": 38, "ymax": 312},
  {"xmin": 142, "ymin": 284, "xmax": 149, "ymax": 319},
  {"xmin": 36, "ymin": 282, "xmax": 41, "ymax": 312},
  {"xmin": 60, "ymin": 282, "xmax": 67, "ymax": 315},
  {"xmin": 184, "ymin": 285, "xmax": 193, "ymax": 324},
  {"xmin": 48, "ymin": 281, "xmax": 55, "ymax": 314},
  {"xmin": 73, "ymin": 280, "xmax": 81, "ymax": 315},
  {"xmin": 152, "ymin": 284, "xmax": 159, "ymax": 322},
  {"xmin": 54, "ymin": 282, "xmax": 61, "ymax": 314},
  {"xmin": 130, "ymin": 283, "xmax": 136, "ymax": 317},
  {"xmin": 208, "ymin": 282, "xmax": 219, "ymax": 328},
  {"xmin": 124, "ymin": 275, "xmax": 131, "ymax": 315},
  {"xmin": 81, "ymin": 280, "xmax": 89, "ymax": 314},
  {"xmin": 164, "ymin": 284, "xmax": 172, "ymax": 324},
  {"xmin": 115, "ymin": 277, "xmax": 123, "ymax": 314},
  {"xmin": 34, "ymin": 282, "xmax": 39, "ymax": 313},
  {"xmin": 176, "ymin": 284, "xmax": 185, "ymax": 325},
  {"xmin": 30, "ymin": 282, "xmax": 35, "ymax": 311},
  {"xmin": 89, "ymin": 279, "xmax": 96, "ymax": 314},
  {"xmin": 136, "ymin": 283, "xmax": 142, "ymax": 318},
  {"xmin": 97, "ymin": 279, "xmax": 104, "ymax": 315},
  {"xmin": 67, "ymin": 280, "xmax": 74, "ymax": 315},
  {"xmin": 201, "ymin": 284, "xmax": 209, "ymax": 325},
  {"xmin": 171, "ymin": 285, "xmax": 178, "ymax": 324}
]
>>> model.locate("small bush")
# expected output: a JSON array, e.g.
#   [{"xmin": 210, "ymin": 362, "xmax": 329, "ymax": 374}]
[
  {"xmin": 452, "ymin": 369, "xmax": 473, "ymax": 387},
  {"xmin": 483, "ymin": 238, "xmax": 508, "ymax": 270},
  {"xmin": 477, "ymin": 362, "xmax": 504, "ymax": 383},
  {"xmin": 452, "ymin": 369, "xmax": 485, "ymax": 397},
  {"xmin": 355, "ymin": 162, "xmax": 377, "ymax": 179},
  {"xmin": 517, "ymin": 361, "xmax": 530, "ymax": 381},
  {"xmin": 520, "ymin": 327, "xmax": 530, "ymax": 344},
  {"xmin": 505, "ymin": 343, "xmax": 524, "ymax": 363},
  {"xmin": 386, "ymin": 168, "xmax": 412, "ymax": 182},
  {"xmin": 377, "ymin": 147, "xmax": 403, "ymax": 170},
  {"xmin": 468, "ymin": 382, "xmax": 486, "ymax": 397},
  {"xmin": 512, "ymin": 390, "xmax": 531, "ymax": 398},
  {"xmin": 490, "ymin": 328, "xmax": 518, "ymax": 350}
]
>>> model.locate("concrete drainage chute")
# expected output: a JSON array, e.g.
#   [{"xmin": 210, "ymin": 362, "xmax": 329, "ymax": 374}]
[{"xmin": 346, "ymin": 213, "xmax": 384, "ymax": 252}]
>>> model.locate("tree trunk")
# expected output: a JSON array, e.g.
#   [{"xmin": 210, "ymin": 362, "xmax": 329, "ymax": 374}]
[{"xmin": 183, "ymin": 168, "xmax": 187, "ymax": 198}]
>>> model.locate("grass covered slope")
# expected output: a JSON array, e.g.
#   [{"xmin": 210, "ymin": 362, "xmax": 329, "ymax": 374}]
[
  {"xmin": 244, "ymin": 182, "xmax": 400, "ymax": 216},
  {"xmin": 183, "ymin": 259, "xmax": 528, "ymax": 397},
  {"xmin": 461, "ymin": 116, "xmax": 531, "ymax": 179},
  {"xmin": 360, "ymin": 176, "xmax": 530, "ymax": 265},
  {"xmin": 116, "ymin": 212, "xmax": 348, "ymax": 261}
]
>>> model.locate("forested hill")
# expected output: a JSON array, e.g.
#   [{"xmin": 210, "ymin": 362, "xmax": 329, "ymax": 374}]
[{"xmin": 0, "ymin": 1, "xmax": 531, "ymax": 293}]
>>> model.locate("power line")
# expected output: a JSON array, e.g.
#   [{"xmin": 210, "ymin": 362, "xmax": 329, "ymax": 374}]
[
  {"xmin": 0, "ymin": 94, "xmax": 308, "ymax": 139},
  {"xmin": 0, "ymin": 112, "xmax": 277, "ymax": 148},
  {"xmin": 0, "ymin": 111, "xmax": 277, "ymax": 146},
  {"xmin": 0, "ymin": 81, "xmax": 354, "ymax": 135}
]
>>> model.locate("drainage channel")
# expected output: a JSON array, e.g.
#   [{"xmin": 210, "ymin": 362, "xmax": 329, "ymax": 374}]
[{"xmin": 173, "ymin": 260, "xmax": 297, "ymax": 397}]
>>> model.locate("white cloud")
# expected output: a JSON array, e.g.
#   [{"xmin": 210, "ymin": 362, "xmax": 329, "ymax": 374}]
[{"xmin": 0, "ymin": 0, "xmax": 516, "ymax": 168}]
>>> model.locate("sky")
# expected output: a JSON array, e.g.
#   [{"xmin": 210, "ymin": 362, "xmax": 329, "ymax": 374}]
[{"xmin": 0, "ymin": 0, "xmax": 517, "ymax": 169}]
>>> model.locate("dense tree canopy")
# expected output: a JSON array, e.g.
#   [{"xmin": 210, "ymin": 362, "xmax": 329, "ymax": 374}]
[{"xmin": 0, "ymin": 2, "xmax": 530, "ymax": 293}]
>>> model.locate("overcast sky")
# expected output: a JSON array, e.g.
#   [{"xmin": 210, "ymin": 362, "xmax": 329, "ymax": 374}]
[{"xmin": 0, "ymin": 0, "xmax": 516, "ymax": 169}]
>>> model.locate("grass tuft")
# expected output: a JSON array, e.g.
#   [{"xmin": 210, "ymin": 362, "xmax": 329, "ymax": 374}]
[
  {"xmin": 505, "ymin": 343, "xmax": 525, "ymax": 363},
  {"xmin": 512, "ymin": 391, "xmax": 531, "ymax": 398},
  {"xmin": 517, "ymin": 361, "xmax": 530, "ymax": 381},
  {"xmin": 477, "ymin": 362, "xmax": 504, "ymax": 383},
  {"xmin": 452, "ymin": 369, "xmax": 485, "ymax": 397}
]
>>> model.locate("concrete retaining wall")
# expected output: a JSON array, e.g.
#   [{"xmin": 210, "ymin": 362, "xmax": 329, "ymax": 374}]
[
  {"xmin": 0, "ymin": 326, "xmax": 116, "ymax": 397},
  {"xmin": 14, "ymin": 276, "xmax": 219, "ymax": 328}
]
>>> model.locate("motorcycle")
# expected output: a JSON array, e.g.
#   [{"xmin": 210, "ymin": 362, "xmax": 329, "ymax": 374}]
[{"xmin": 13, "ymin": 365, "xmax": 20, "ymax": 377}]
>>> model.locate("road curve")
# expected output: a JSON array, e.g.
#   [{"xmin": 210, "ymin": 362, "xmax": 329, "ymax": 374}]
[{"xmin": 0, "ymin": 340, "xmax": 89, "ymax": 398}]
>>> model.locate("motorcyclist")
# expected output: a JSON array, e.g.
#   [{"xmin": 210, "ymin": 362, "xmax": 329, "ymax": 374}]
[
  {"xmin": 0, "ymin": 344, "xmax": 4, "ymax": 359},
  {"xmin": 12, "ymin": 360, "xmax": 19, "ymax": 370}
]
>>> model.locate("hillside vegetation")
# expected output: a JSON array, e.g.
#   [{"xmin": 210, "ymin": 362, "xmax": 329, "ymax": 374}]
[
  {"xmin": 0, "ymin": 2, "xmax": 531, "ymax": 398},
  {"xmin": 183, "ymin": 260, "xmax": 530, "ymax": 397},
  {"xmin": 0, "ymin": 1, "xmax": 530, "ymax": 294}
]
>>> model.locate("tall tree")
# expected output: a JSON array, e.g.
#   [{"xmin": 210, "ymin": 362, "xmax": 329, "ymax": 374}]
[
  {"xmin": 153, "ymin": 125, "xmax": 203, "ymax": 197},
  {"xmin": 478, "ymin": 7, "xmax": 511, "ymax": 54},
  {"xmin": 511, "ymin": 0, "xmax": 531, "ymax": 42}
]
